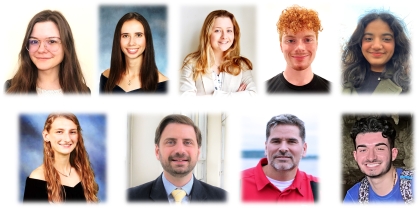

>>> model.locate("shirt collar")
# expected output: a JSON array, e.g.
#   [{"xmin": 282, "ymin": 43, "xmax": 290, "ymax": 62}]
[{"xmin": 162, "ymin": 172, "xmax": 194, "ymax": 197}]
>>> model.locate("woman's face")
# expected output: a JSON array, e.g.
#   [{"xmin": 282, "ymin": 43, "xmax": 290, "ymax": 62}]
[
  {"xmin": 361, "ymin": 19, "xmax": 395, "ymax": 72},
  {"xmin": 120, "ymin": 19, "xmax": 146, "ymax": 60},
  {"xmin": 28, "ymin": 21, "xmax": 64, "ymax": 72},
  {"xmin": 210, "ymin": 17, "xmax": 234, "ymax": 54},
  {"xmin": 43, "ymin": 117, "xmax": 78, "ymax": 156}
]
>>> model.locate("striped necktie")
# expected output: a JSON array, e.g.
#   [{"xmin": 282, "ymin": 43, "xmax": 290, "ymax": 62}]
[{"xmin": 171, "ymin": 189, "xmax": 187, "ymax": 204}]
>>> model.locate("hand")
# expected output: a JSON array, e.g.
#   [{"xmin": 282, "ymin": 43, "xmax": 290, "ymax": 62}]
[{"xmin": 237, "ymin": 83, "xmax": 247, "ymax": 92}]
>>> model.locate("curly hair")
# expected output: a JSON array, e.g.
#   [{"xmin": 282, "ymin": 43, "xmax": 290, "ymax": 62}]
[
  {"xmin": 43, "ymin": 113, "xmax": 98, "ymax": 202},
  {"xmin": 277, "ymin": 5, "xmax": 323, "ymax": 40},
  {"xmin": 182, "ymin": 10, "xmax": 252, "ymax": 81},
  {"xmin": 350, "ymin": 116, "xmax": 397, "ymax": 150},
  {"xmin": 342, "ymin": 11, "xmax": 410, "ymax": 92},
  {"xmin": 6, "ymin": 10, "xmax": 90, "ymax": 94}
]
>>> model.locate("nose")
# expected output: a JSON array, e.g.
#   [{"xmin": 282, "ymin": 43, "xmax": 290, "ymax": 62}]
[
  {"xmin": 278, "ymin": 141, "xmax": 288, "ymax": 153},
  {"xmin": 37, "ymin": 40, "xmax": 47, "ymax": 53},
  {"xmin": 221, "ymin": 30, "xmax": 226, "ymax": 39},
  {"xmin": 295, "ymin": 39, "xmax": 306, "ymax": 51},
  {"xmin": 366, "ymin": 148, "xmax": 377, "ymax": 161},
  {"xmin": 371, "ymin": 39, "xmax": 383, "ymax": 50},
  {"xmin": 129, "ymin": 36, "xmax": 135, "ymax": 46},
  {"xmin": 174, "ymin": 142, "xmax": 186, "ymax": 154}
]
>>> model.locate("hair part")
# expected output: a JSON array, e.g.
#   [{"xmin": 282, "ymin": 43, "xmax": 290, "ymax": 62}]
[
  {"xmin": 154, "ymin": 114, "xmax": 202, "ymax": 147},
  {"xmin": 43, "ymin": 113, "xmax": 98, "ymax": 202},
  {"xmin": 7, "ymin": 10, "xmax": 89, "ymax": 94},
  {"xmin": 105, "ymin": 12, "xmax": 159, "ymax": 92},
  {"xmin": 342, "ymin": 10, "xmax": 411, "ymax": 91},
  {"xmin": 266, "ymin": 114, "xmax": 306, "ymax": 142},
  {"xmin": 182, "ymin": 10, "xmax": 252, "ymax": 81},
  {"xmin": 350, "ymin": 116, "xmax": 397, "ymax": 150},
  {"xmin": 277, "ymin": 5, "xmax": 323, "ymax": 40}
]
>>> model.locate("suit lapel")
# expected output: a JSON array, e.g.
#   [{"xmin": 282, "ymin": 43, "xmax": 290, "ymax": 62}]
[
  {"xmin": 150, "ymin": 174, "xmax": 170, "ymax": 201},
  {"xmin": 190, "ymin": 176, "xmax": 208, "ymax": 201}
]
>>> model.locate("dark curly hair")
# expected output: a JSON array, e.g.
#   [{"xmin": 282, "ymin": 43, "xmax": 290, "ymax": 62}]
[
  {"xmin": 350, "ymin": 116, "xmax": 396, "ymax": 150},
  {"xmin": 342, "ymin": 10, "xmax": 410, "ymax": 92}
]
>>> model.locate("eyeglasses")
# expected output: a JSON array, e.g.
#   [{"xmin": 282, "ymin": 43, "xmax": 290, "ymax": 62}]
[{"xmin": 26, "ymin": 37, "xmax": 62, "ymax": 52}]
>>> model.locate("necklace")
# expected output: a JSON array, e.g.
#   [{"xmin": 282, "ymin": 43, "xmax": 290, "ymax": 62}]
[
  {"xmin": 56, "ymin": 167, "xmax": 71, "ymax": 177},
  {"xmin": 393, "ymin": 170, "xmax": 397, "ymax": 186}
]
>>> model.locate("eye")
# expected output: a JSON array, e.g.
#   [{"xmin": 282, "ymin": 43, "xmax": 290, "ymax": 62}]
[
  {"xmin": 359, "ymin": 149, "xmax": 366, "ymax": 153},
  {"xmin": 383, "ymin": 37, "xmax": 393, "ymax": 42},
  {"xmin": 47, "ymin": 39, "xmax": 58, "ymax": 44},
  {"xmin": 29, "ymin": 39, "xmax": 39, "ymax": 45},
  {"xmin": 122, "ymin": 34, "xmax": 129, "ymax": 38},
  {"xmin": 305, "ymin": 38, "xmax": 313, "ymax": 43},
  {"xmin": 214, "ymin": 29, "xmax": 220, "ymax": 33},
  {"xmin": 56, "ymin": 130, "xmax": 63, "ymax": 134},
  {"xmin": 286, "ymin": 39, "xmax": 295, "ymax": 43},
  {"xmin": 136, "ymin": 33, "xmax": 143, "ymax": 37},
  {"xmin": 363, "ymin": 37, "xmax": 373, "ymax": 42},
  {"xmin": 184, "ymin": 140, "xmax": 193, "ymax": 145},
  {"xmin": 70, "ymin": 131, "xmax": 77, "ymax": 134},
  {"xmin": 227, "ymin": 29, "xmax": 233, "ymax": 33}
]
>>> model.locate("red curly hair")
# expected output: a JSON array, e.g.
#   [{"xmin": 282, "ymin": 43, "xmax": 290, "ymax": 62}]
[{"xmin": 277, "ymin": 5, "xmax": 323, "ymax": 40}]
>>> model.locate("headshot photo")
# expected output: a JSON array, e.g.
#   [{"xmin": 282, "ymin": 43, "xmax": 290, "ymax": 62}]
[
  {"xmin": 179, "ymin": 6, "xmax": 257, "ymax": 97},
  {"xmin": 340, "ymin": 3, "xmax": 412, "ymax": 95},
  {"xmin": 259, "ymin": 3, "xmax": 335, "ymax": 94},
  {"xmin": 19, "ymin": 113, "xmax": 107, "ymax": 203},
  {"xmin": 98, "ymin": 5, "xmax": 168, "ymax": 94},
  {"xmin": 341, "ymin": 114, "xmax": 413, "ymax": 203},
  {"xmin": 126, "ymin": 113, "xmax": 228, "ymax": 203},
  {"xmin": 4, "ymin": 6, "xmax": 95, "ymax": 95},
  {"xmin": 241, "ymin": 113, "xmax": 320, "ymax": 202}
]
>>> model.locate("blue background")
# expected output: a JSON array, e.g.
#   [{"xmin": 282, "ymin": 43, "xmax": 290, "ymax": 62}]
[{"xmin": 19, "ymin": 113, "xmax": 107, "ymax": 202}]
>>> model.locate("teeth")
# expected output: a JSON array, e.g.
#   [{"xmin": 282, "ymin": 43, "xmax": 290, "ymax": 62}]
[{"xmin": 366, "ymin": 163, "xmax": 379, "ymax": 167}]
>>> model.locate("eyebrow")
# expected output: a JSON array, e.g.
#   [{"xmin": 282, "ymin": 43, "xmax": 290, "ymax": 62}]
[
  {"xmin": 29, "ymin": 36, "xmax": 60, "ymax": 39},
  {"xmin": 363, "ymin": 32, "xmax": 394, "ymax": 37},
  {"xmin": 356, "ymin": 142, "xmax": 388, "ymax": 149}
]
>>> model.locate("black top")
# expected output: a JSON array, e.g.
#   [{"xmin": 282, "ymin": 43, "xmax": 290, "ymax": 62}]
[
  {"xmin": 356, "ymin": 70, "xmax": 381, "ymax": 94},
  {"xmin": 99, "ymin": 74, "xmax": 168, "ymax": 94},
  {"xmin": 23, "ymin": 177, "xmax": 86, "ymax": 202},
  {"xmin": 4, "ymin": 79, "xmax": 91, "ymax": 94},
  {"xmin": 266, "ymin": 72, "xmax": 330, "ymax": 93}
]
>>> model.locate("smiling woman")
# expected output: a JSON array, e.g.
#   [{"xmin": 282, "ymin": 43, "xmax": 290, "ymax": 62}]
[
  {"xmin": 5, "ymin": 10, "xmax": 90, "ymax": 95},
  {"xmin": 99, "ymin": 12, "xmax": 168, "ymax": 94},
  {"xmin": 179, "ymin": 10, "xmax": 256, "ymax": 97},
  {"xmin": 342, "ymin": 10, "xmax": 410, "ymax": 94}
]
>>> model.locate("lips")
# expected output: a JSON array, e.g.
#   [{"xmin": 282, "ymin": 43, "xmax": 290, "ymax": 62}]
[
  {"xmin": 126, "ymin": 48, "xmax": 139, "ymax": 54},
  {"xmin": 59, "ymin": 143, "xmax": 73, "ymax": 148}
]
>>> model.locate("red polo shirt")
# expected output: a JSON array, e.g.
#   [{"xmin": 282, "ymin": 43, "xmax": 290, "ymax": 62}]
[{"xmin": 241, "ymin": 158, "xmax": 318, "ymax": 202}]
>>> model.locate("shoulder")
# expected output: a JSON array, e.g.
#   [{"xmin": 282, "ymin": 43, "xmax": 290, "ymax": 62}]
[
  {"xmin": 102, "ymin": 69, "xmax": 111, "ymax": 78},
  {"xmin": 238, "ymin": 57, "xmax": 253, "ymax": 70},
  {"xmin": 4, "ymin": 79, "xmax": 11, "ymax": 91},
  {"xmin": 242, "ymin": 166, "xmax": 257, "ymax": 178},
  {"xmin": 29, "ymin": 165, "xmax": 45, "ymax": 180},
  {"xmin": 195, "ymin": 180, "xmax": 227, "ymax": 200},
  {"xmin": 343, "ymin": 182, "xmax": 361, "ymax": 202},
  {"xmin": 313, "ymin": 73, "xmax": 330, "ymax": 84},
  {"xmin": 127, "ymin": 180, "xmax": 155, "ymax": 200},
  {"xmin": 158, "ymin": 72, "xmax": 169, "ymax": 82}
]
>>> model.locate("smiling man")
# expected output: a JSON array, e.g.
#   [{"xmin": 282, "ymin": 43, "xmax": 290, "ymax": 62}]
[
  {"xmin": 241, "ymin": 114, "xmax": 318, "ymax": 202},
  {"xmin": 127, "ymin": 114, "xmax": 227, "ymax": 203},
  {"xmin": 267, "ymin": 5, "xmax": 330, "ymax": 93},
  {"xmin": 344, "ymin": 116, "xmax": 414, "ymax": 203}
]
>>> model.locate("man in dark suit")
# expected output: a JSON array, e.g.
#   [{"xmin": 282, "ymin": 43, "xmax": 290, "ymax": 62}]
[{"xmin": 127, "ymin": 114, "xmax": 227, "ymax": 203}]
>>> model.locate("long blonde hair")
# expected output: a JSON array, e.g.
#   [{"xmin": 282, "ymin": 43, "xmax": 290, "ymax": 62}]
[
  {"xmin": 43, "ymin": 113, "xmax": 98, "ymax": 202},
  {"xmin": 182, "ymin": 10, "xmax": 252, "ymax": 80}
]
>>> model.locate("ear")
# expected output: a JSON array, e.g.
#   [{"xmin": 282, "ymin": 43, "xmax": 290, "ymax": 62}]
[
  {"xmin": 301, "ymin": 142, "xmax": 307, "ymax": 157},
  {"xmin": 391, "ymin": 148, "xmax": 398, "ymax": 161},
  {"xmin": 264, "ymin": 140, "xmax": 268, "ymax": 157},
  {"xmin": 155, "ymin": 144, "xmax": 160, "ymax": 161},
  {"xmin": 42, "ymin": 130, "xmax": 49, "ymax": 142},
  {"xmin": 353, "ymin": 150, "xmax": 357, "ymax": 161}
]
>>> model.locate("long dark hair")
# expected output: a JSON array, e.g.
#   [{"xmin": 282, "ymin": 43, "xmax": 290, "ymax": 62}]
[
  {"xmin": 7, "ymin": 10, "xmax": 90, "ymax": 94},
  {"xmin": 105, "ymin": 12, "xmax": 159, "ymax": 92},
  {"xmin": 342, "ymin": 11, "xmax": 410, "ymax": 92}
]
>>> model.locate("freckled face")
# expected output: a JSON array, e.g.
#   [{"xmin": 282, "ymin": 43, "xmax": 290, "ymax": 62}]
[
  {"xmin": 280, "ymin": 29, "xmax": 318, "ymax": 71},
  {"xmin": 43, "ymin": 117, "xmax": 78, "ymax": 156}
]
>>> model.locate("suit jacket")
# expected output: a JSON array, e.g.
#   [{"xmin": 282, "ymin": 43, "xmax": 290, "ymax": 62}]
[
  {"xmin": 127, "ymin": 174, "xmax": 227, "ymax": 202},
  {"xmin": 180, "ymin": 59, "xmax": 256, "ymax": 97}
]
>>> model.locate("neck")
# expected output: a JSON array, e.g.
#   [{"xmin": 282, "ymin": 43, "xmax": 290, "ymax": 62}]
[
  {"xmin": 213, "ymin": 50, "xmax": 224, "ymax": 66},
  {"xmin": 37, "ymin": 68, "xmax": 61, "ymax": 90},
  {"xmin": 370, "ymin": 65, "xmax": 384, "ymax": 73},
  {"xmin": 54, "ymin": 153, "xmax": 72, "ymax": 174},
  {"xmin": 163, "ymin": 171, "xmax": 193, "ymax": 187},
  {"xmin": 367, "ymin": 166, "xmax": 397, "ymax": 196},
  {"xmin": 263, "ymin": 164, "xmax": 297, "ymax": 181},
  {"xmin": 125, "ymin": 55, "xmax": 143, "ymax": 76},
  {"xmin": 283, "ymin": 66, "xmax": 314, "ymax": 86}
]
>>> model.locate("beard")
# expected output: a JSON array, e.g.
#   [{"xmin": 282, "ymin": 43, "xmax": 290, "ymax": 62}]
[
  {"xmin": 269, "ymin": 151, "xmax": 297, "ymax": 171},
  {"xmin": 359, "ymin": 152, "xmax": 393, "ymax": 178},
  {"xmin": 159, "ymin": 152, "xmax": 195, "ymax": 178}
]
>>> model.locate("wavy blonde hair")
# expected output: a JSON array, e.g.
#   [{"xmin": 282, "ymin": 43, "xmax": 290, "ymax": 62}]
[
  {"xmin": 43, "ymin": 113, "xmax": 98, "ymax": 202},
  {"xmin": 182, "ymin": 10, "xmax": 252, "ymax": 80}
]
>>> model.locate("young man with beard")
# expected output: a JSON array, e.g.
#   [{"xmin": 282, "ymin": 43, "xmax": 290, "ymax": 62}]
[
  {"xmin": 127, "ymin": 114, "xmax": 227, "ymax": 203},
  {"xmin": 266, "ymin": 5, "xmax": 330, "ymax": 93},
  {"xmin": 241, "ymin": 114, "xmax": 318, "ymax": 202},
  {"xmin": 344, "ymin": 116, "xmax": 414, "ymax": 203}
]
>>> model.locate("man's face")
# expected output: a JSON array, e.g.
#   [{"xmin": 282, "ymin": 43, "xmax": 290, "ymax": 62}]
[
  {"xmin": 155, "ymin": 123, "xmax": 200, "ymax": 178},
  {"xmin": 280, "ymin": 29, "xmax": 318, "ymax": 71},
  {"xmin": 265, "ymin": 124, "xmax": 307, "ymax": 171},
  {"xmin": 353, "ymin": 132, "xmax": 398, "ymax": 178}
]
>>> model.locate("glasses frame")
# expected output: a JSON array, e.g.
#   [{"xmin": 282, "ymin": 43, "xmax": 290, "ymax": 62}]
[{"xmin": 26, "ymin": 37, "xmax": 62, "ymax": 53}]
